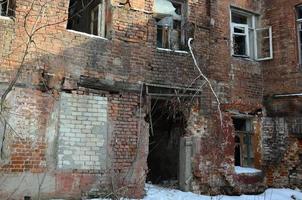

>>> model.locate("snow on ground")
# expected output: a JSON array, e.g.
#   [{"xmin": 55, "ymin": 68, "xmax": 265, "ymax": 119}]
[
  {"xmin": 234, "ymin": 166, "xmax": 262, "ymax": 174},
  {"xmin": 93, "ymin": 184, "xmax": 302, "ymax": 200},
  {"xmin": 144, "ymin": 184, "xmax": 302, "ymax": 200}
]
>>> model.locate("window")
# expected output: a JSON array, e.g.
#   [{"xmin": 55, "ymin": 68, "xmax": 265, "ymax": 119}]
[
  {"xmin": 0, "ymin": 0, "xmax": 15, "ymax": 17},
  {"xmin": 154, "ymin": 0, "xmax": 186, "ymax": 50},
  {"xmin": 233, "ymin": 118, "xmax": 254, "ymax": 167},
  {"xmin": 296, "ymin": 5, "xmax": 302, "ymax": 64},
  {"xmin": 67, "ymin": 0, "xmax": 107, "ymax": 38},
  {"xmin": 230, "ymin": 8, "xmax": 273, "ymax": 60}
]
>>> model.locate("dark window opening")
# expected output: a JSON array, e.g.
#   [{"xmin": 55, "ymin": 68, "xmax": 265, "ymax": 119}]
[
  {"xmin": 0, "ymin": 0, "xmax": 15, "ymax": 17},
  {"xmin": 296, "ymin": 5, "xmax": 302, "ymax": 64},
  {"xmin": 234, "ymin": 135, "xmax": 241, "ymax": 166},
  {"xmin": 297, "ymin": 5, "xmax": 302, "ymax": 19},
  {"xmin": 147, "ymin": 99, "xmax": 185, "ymax": 186},
  {"xmin": 231, "ymin": 10, "xmax": 249, "ymax": 57},
  {"xmin": 232, "ymin": 12, "xmax": 248, "ymax": 24},
  {"xmin": 233, "ymin": 118, "xmax": 254, "ymax": 167},
  {"xmin": 233, "ymin": 34, "xmax": 247, "ymax": 56},
  {"xmin": 67, "ymin": 0, "xmax": 107, "ymax": 37}
]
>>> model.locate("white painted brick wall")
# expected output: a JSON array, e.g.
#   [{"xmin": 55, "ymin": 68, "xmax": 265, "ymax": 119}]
[{"xmin": 57, "ymin": 93, "xmax": 108, "ymax": 170}]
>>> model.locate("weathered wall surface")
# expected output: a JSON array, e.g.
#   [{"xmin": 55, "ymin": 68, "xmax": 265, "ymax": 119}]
[
  {"xmin": 262, "ymin": 0, "xmax": 302, "ymax": 96},
  {"xmin": 262, "ymin": 117, "xmax": 302, "ymax": 188},
  {"xmin": 260, "ymin": 0, "xmax": 302, "ymax": 190},
  {"xmin": 208, "ymin": 0, "xmax": 263, "ymax": 104},
  {"xmin": 0, "ymin": 0, "xmax": 302, "ymax": 199}
]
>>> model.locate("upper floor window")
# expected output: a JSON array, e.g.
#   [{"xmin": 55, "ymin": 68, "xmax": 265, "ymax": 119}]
[
  {"xmin": 154, "ymin": 0, "xmax": 187, "ymax": 50},
  {"xmin": 296, "ymin": 5, "xmax": 302, "ymax": 64},
  {"xmin": 0, "ymin": 0, "xmax": 15, "ymax": 17},
  {"xmin": 67, "ymin": 0, "xmax": 108, "ymax": 38},
  {"xmin": 230, "ymin": 8, "xmax": 273, "ymax": 61}
]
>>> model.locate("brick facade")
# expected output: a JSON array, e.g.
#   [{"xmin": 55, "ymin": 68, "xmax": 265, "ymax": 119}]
[{"xmin": 0, "ymin": 0, "xmax": 301, "ymax": 199}]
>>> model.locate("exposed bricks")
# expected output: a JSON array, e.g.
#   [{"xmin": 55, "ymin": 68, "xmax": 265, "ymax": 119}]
[
  {"xmin": 0, "ymin": 0, "xmax": 302, "ymax": 199},
  {"xmin": 108, "ymin": 94, "xmax": 140, "ymax": 172}
]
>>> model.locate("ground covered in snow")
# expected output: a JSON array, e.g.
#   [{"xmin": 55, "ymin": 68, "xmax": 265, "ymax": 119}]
[
  {"xmin": 94, "ymin": 184, "xmax": 302, "ymax": 200},
  {"xmin": 143, "ymin": 184, "xmax": 302, "ymax": 200}
]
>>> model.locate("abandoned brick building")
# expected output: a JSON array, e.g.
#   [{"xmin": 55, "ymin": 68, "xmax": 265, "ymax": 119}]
[{"xmin": 0, "ymin": 0, "xmax": 302, "ymax": 199}]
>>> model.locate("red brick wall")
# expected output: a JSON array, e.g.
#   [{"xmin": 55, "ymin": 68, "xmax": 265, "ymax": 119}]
[
  {"xmin": 262, "ymin": 0, "xmax": 302, "ymax": 95},
  {"xmin": 2, "ymin": 0, "xmax": 301, "ymax": 198},
  {"xmin": 0, "ymin": 88, "xmax": 54, "ymax": 173}
]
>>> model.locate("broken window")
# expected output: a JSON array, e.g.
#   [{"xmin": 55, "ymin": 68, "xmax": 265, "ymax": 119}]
[
  {"xmin": 67, "ymin": 0, "xmax": 108, "ymax": 38},
  {"xmin": 230, "ymin": 8, "xmax": 273, "ymax": 60},
  {"xmin": 233, "ymin": 118, "xmax": 254, "ymax": 167},
  {"xmin": 296, "ymin": 5, "xmax": 302, "ymax": 64},
  {"xmin": 154, "ymin": 0, "xmax": 186, "ymax": 50},
  {"xmin": 0, "ymin": 0, "xmax": 15, "ymax": 17}
]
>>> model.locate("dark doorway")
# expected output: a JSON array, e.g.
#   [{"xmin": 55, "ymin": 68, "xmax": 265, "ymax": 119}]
[{"xmin": 146, "ymin": 99, "xmax": 185, "ymax": 185}]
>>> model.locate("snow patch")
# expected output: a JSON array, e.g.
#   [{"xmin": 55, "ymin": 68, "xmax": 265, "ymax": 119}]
[
  {"xmin": 234, "ymin": 166, "xmax": 262, "ymax": 174},
  {"xmin": 143, "ymin": 185, "xmax": 302, "ymax": 200},
  {"xmin": 91, "ymin": 184, "xmax": 302, "ymax": 200}
]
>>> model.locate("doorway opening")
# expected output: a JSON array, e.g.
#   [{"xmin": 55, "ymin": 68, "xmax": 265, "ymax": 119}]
[{"xmin": 146, "ymin": 99, "xmax": 186, "ymax": 187}]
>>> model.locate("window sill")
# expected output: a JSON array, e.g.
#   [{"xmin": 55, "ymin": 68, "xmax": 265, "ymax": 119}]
[
  {"xmin": 0, "ymin": 15, "xmax": 13, "ymax": 21},
  {"xmin": 67, "ymin": 29, "xmax": 108, "ymax": 41},
  {"xmin": 234, "ymin": 166, "xmax": 261, "ymax": 174},
  {"xmin": 156, "ymin": 47, "xmax": 189, "ymax": 54},
  {"xmin": 232, "ymin": 56, "xmax": 258, "ymax": 62}
]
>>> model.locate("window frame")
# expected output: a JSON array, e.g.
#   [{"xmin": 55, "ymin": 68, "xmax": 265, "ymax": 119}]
[
  {"xmin": 230, "ymin": 7, "xmax": 273, "ymax": 61},
  {"xmin": 0, "ymin": 0, "xmax": 14, "ymax": 17},
  {"xmin": 254, "ymin": 27, "xmax": 273, "ymax": 61},
  {"xmin": 296, "ymin": 5, "xmax": 302, "ymax": 64},
  {"xmin": 155, "ymin": 0, "xmax": 187, "ymax": 51},
  {"xmin": 90, "ymin": 0, "xmax": 106, "ymax": 38},
  {"xmin": 67, "ymin": 0, "xmax": 109, "ymax": 39},
  {"xmin": 233, "ymin": 117, "xmax": 254, "ymax": 168},
  {"xmin": 231, "ymin": 23, "xmax": 250, "ymax": 57}
]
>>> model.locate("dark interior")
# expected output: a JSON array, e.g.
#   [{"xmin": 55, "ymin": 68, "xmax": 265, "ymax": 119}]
[
  {"xmin": 234, "ymin": 135, "xmax": 241, "ymax": 166},
  {"xmin": 147, "ymin": 99, "xmax": 185, "ymax": 185},
  {"xmin": 67, "ymin": 0, "xmax": 101, "ymax": 34}
]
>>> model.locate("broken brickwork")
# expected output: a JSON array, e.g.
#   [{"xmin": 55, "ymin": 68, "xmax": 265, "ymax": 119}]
[{"xmin": 0, "ymin": 0, "xmax": 302, "ymax": 199}]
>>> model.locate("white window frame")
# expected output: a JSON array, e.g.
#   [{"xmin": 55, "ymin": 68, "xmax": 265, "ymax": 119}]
[
  {"xmin": 230, "ymin": 8, "xmax": 273, "ymax": 61},
  {"xmin": 297, "ymin": 6, "xmax": 302, "ymax": 64},
  {"xmin": 90, "ymin": 0, "xmax": 106, "ymax": 37},
  {"xmin": 254, "ymin": 27, "xmax": 273, "ymax": 61},
  {"xmin": 231, "ymin": 23, "xmax": 250, "ymax": 57}
]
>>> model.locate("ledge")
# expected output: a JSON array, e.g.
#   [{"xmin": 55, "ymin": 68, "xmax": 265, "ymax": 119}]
[
  {"xmin": 0, "ymin": 15, "xmax": 14, "ymax": 21},
  {"xmin": 67, "ymin": 29, "xmax": 109, "ymax": 41},
  {"xmin": 156, "ymin": 47, "xmax": 189, "ymax": 54}
]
